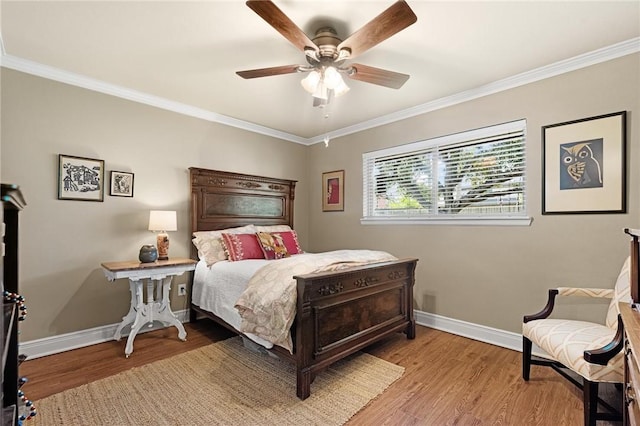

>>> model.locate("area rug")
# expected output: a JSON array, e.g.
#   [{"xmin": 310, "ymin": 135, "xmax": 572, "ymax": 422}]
[{"xmin": 31, "ymin": 337, "xmax": 404, "ymax": 425}]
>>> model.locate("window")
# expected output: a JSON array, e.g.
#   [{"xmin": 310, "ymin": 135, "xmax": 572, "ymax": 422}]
[{"xmin": 362, "ymin": 120, "xmax": 530, "ymax": 225}]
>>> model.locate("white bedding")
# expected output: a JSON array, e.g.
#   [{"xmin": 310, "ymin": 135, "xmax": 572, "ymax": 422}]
[
  {"xmin": 192, "ymin": 259, "xmax": 275, "ymax": 348},
  {"xmin": 192, "ymin": 250, "xmax": 398, "ymax": 352}
]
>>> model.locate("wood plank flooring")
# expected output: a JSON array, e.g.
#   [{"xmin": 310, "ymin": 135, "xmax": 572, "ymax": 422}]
[{"xmin": 20, "ymin": 321, "xmax": 621, "ymax": 425}]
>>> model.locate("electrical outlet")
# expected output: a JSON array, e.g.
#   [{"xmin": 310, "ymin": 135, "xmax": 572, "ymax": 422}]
[{"xmin": 177, "ymin": 284, "xmax": 187, "ymax": 296}]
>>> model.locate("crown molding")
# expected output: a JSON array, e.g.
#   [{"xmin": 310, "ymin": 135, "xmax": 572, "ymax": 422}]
[
  {"xmin": 0, "ymin": 54, "xmax": 308, "ymax": 145},
  {"xmin": 1, "ymin": 37, "xmax": 638, "ymax": 146},
  {"xmin": 309, "ymin": 37, "xmax": 640, "ymax": 145}
]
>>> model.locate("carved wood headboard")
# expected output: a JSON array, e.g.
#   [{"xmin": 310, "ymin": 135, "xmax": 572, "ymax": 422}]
[{"xmin": 189, "ymin": 168, "xmax": 296, "ymax": 234}]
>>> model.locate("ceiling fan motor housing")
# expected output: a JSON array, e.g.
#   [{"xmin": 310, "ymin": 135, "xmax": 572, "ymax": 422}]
[{"xmin": 312, "ymin": 27, "xmax": 342, "ymax": 59}]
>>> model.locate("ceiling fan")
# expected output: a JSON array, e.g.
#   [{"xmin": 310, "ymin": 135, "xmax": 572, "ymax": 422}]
[{"xmin": 236, "ymin": 0, "xmax": 418, "ymax": 107}]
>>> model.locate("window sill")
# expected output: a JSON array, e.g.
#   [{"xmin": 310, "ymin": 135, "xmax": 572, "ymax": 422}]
[{"xmin": 360, "ymin": 216, "xmax": 533, "ymax": 226}]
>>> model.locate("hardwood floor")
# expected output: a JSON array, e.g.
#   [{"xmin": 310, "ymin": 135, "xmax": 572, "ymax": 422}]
[{"xmin": 21, "ymin": 322, "xmax": 621, "ymax": 425}]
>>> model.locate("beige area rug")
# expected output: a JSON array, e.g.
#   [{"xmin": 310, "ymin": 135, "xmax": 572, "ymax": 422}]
[{"xmin": 32, "ymin": 337, "xmax": 404, "ymax": 425}]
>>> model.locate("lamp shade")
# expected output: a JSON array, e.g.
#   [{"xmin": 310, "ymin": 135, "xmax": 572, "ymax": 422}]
[
  {"xmin": 301, "ymin": 70, "xmax": 321, "ymax": 93},
  {"xmin": 333, "ymin": 78, "xmax": 350, "ymax": 97},
  {"xmin": 148, "ymin": 210, "xmax": 177, "ymax": 232},
  {"xmin": 323, "ymin": 67, "xmax": 341, "ymax": 89}
]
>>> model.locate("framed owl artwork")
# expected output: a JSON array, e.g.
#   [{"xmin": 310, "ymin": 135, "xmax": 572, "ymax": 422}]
[{"xmin": 542, "ymin": 111, "xmax": 627, "ymax": 214}]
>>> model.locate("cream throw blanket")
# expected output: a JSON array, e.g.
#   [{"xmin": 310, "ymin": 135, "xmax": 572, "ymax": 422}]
[{"xmin": 235, "ymin": 250, "xmax": 397, "ymax": 352}]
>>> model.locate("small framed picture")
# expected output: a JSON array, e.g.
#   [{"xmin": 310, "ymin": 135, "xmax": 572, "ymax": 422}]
[
  {"xmin": 322, "ymin": 170, "xmax": 344, "ymax": 212},
  {"xmin": 58, "ymin": 154, "xmax": 105, "ymax": 201},
  {"xmin": 542, "ymin": 111, "xmax": 626, "ymax": 214},
  {"xmin": 109, "ymin": 171, "xmax": 134, "ymax": 197}
]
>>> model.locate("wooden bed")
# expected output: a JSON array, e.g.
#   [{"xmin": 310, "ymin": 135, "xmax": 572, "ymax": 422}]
[{"xmin": 188, "ymin": 167, "xmax": 417, "ymax": 399}]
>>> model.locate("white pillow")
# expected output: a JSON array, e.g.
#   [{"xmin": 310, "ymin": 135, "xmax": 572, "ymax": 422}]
[
  {"xmin": 192, "ymin": 224, "xmax": 257, "ymax": 266},
  {"xmin": 254, "ymin": 224, "xmax": 292, "ymax": 232}
]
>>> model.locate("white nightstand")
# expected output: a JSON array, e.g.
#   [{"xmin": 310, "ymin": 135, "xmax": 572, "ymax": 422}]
[{"xmin": 101, "ymin": 257, "xmax": 197, "ymax": 358}]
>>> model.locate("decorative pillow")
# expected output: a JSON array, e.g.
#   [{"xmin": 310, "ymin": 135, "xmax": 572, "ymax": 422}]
[
  {"xmin": 256, "ymin": 232, "xmax": 290, "ymax": 260},
  {"xmin": 192, "ymin": 225, "xmax": 257, "ymax": 266},
  {"xmin": 256, "ymin": 230, "xmax": 303, "ymax": 259},
  {"xmin": 254, "ymin": 225, "xmax": 292, "ymax": 233},
  {"xmin": 272, "ymin": 230, "xmax": 304, "ymax": 255},
  {"xmin": 220, "ymin": 233, "xmax": 265, "ymax": 261}
]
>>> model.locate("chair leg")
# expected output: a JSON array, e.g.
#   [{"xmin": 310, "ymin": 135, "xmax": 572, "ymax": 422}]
[
  {"xmin": 522, "ymin": 336, "xmax": 532, "ymax": 381},
  {"xmin": 583, "ymin": 379, "xmax": 598, "ymax": 426}
]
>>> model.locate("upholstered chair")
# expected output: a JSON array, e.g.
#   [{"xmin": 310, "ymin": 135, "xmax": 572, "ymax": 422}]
[{"xmin": 522, "ymin": 257, "xmax": 630, "ymax": 426}]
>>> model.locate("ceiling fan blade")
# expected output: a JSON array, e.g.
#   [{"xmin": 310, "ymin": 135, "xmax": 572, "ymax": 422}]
[
  {"xmin": 236, "ymin": 65, "xmax": 301, "ymax": 79},
  {"xmin": 337, "ymin": 0, "xmax": 417, "ymax": 60},
  {"xmin": 246, "ymin": 0, "xmax": 318, "ymax": 54},
  {"xmin": 347, "ymin": 64, "xmax": 410, "ymax": 89}
]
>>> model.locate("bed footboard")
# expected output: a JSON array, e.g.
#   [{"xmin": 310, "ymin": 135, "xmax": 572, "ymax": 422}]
[{"xmin": 293, "ymin": 258, "xmax": 417, "ymax": 399}]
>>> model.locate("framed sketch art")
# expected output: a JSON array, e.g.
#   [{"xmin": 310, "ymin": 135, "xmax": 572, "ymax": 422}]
[
  {"xmin": 109, "ymin": 171, "xmax": 134, "ymax": 197},
  {"xmin": 542, "ymin": 111, "xmax": 626, "ymax": 214},
  {"xmin": 58, "ymin": 154, "xmax": 105, "ymax": 201},
  {"xmin": 322, "ymin": 170, "xmax": 344, "ymax": 212}
]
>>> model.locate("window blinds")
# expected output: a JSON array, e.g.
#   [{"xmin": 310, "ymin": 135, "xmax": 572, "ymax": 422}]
[{"xmin": 363, "ymin": 120, "xmax": 526, "ymax": 220}]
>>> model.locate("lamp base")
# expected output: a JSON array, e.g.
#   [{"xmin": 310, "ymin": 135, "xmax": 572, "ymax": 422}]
[{"xmin": 156, "ymin": 233, "xmax": 170, "ymax": 261}]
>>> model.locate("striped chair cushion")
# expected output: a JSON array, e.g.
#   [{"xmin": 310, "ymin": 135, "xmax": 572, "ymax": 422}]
[{"xmin": 523, "ymin": 318, "xmax": 623, "ymax": 382}]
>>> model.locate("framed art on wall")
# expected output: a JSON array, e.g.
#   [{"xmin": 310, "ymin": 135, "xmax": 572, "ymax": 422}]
[
  {"xmin": 109, "ymin": 171, "xmax": 134, "ymax": 197},
  {"xmin": 542, "ymin": 111, "xmax": 626, "ymax": 214},
  {"xmin": 58, "ymin": 154, "xmax": 105, "ymax": 202},
  {"xmin": 322, "ymin": 170, "xmax": 344, "ymax": 212}
]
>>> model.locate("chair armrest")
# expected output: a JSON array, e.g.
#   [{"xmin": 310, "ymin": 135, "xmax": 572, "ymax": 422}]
[
  {"xmin": 523, "ymin": 289, "xmax": 559, "ymax": 323},
  {"xmin": 584, "ymin": 314, "xmax": 624, "ymax": 365},
  {"xmin": 557, "ymin": 287, "xmax": 615, "ymax": 298},
  {"xmin": 523, "ymin": 287, "xmax": 615, "ymax": 323}
]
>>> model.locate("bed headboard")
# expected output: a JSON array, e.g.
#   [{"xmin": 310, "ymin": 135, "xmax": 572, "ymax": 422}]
[{"xmin": 189, "ymin": 168, "xmax": 296, "ymax": 234}]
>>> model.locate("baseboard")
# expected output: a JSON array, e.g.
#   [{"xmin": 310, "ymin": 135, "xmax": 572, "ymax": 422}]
[
  {"xmin": 415, "ymin": 310, "xmax": 548, "ymax": 358},
  {"xmin": 20, "ymin": 309, "xmax": 190, "ymax": 359},
  {"xmin": 20, "ymin": 309, "xmax": 547, "ymax": 360}
]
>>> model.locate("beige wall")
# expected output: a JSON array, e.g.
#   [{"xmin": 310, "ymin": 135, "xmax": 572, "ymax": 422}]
[
  {"xmin": 1, "ymin": 69, "xmax": 309, "ymax": 341},
  {"xmin": 2, "ymin": 53, "xmax": 638, "ymax": 343},
  {"xmin": 306, "ymin": 54, "xmax": 640, "ymax": 333}
]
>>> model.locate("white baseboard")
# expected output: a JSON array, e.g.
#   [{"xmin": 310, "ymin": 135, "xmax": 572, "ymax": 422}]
[
  {"xmin": 20, "ymin": 310, "xmax": 190, "ymax": 359},
  {"xmin": 415, "ymin": 310, "xmax": 548, "ymax": 359},
  {"xmin": 20, "ymin": 309, "xmax": 547, "ymax": 360},
  {"xmin": 415, "ymin": 310, "xmax": 522, "ymax": 351}
]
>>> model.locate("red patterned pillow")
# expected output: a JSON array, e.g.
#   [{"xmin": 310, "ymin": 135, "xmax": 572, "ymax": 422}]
[
  {"xmin": 256, "ymin": 231, "xmax": 303, "ymax": 259},
  {"xmin": 220, "ymin": 233, "xmax": 265, "ymax": 261},
  {"xmin": 256, "ymin": 232, "xmax": 289, "ymax": 260},
  {"xmin": 274, "ymin": 230, "xmax": 303, "ymax": 255}
]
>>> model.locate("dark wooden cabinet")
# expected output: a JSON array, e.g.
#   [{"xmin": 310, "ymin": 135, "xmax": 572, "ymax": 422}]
[
  {"xmin": 1, "ymin": 184, "xmax": 26, "ymax": 426},
  {"xmin": 620, "ymin": 303, "xmax": 640, "ymax": 425},
  {"xmin": 622, "ymin": 228, "xmax": 640, "ymax": 425}
]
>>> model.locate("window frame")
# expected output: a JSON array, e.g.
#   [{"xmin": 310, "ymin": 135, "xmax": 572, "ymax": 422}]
[{"xmin": 361, "ymin": 119, "xmax": 532, "ymax": 226}]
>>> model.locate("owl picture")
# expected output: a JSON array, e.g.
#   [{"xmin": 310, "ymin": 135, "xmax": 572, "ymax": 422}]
[{"xmin": 559, "ymin": 138, "xmax": 603, "ymax": 190}]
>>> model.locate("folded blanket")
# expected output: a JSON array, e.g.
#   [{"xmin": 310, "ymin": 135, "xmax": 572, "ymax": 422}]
[{"xmin": 234, "ymin": 250, "xmax": 397, "ymax": 352}]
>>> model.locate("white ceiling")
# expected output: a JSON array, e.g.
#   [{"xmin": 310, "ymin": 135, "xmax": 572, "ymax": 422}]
[{"xmin": 1, "ymin": 1, "xmax": 639, "ymax": 144}]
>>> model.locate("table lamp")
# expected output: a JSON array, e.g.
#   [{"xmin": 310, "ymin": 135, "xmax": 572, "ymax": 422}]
[{"xmin": 148, "ymin": 210, "xmax": 177, "ymax": 260}]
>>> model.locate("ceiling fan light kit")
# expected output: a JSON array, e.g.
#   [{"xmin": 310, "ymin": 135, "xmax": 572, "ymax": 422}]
[
  {"xmin": 237, "ymin": 0, "xmax": 417, "ymax": 107},
  {"xmin": 301, "ymin": 67, "xmax": 350, "ymax": 102}
]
